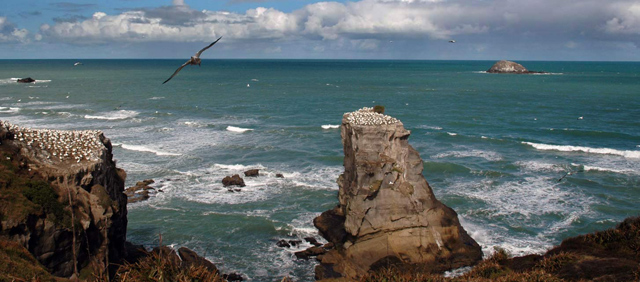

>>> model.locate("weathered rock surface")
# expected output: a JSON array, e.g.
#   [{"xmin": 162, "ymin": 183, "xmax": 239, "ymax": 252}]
[
  {"xmin": 125, "ymin": 179, "xmax": 155, "ymax": 203},
  {"xmin": 243, "ymin": 169, "xmax": 259, "ymax": 177},
  {"xmin": 0, "ymin": 120, "xmax": 127, "ymax": 277},
  {"xmin": 313, "ymin": 108, "xmax": 482, "ymax": 280},
  {"xmin": 222, "ymin": 174, "xmax": 245, "ymax": 187},
  {"xmin": 487, "ymin": 60, "xmax": 546, "ymax": 74}
]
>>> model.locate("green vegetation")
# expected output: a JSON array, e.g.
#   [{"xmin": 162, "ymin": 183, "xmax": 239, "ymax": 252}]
[{"xmin": 22, "ymin": 180, "xmax": 69, "ymax": 226}]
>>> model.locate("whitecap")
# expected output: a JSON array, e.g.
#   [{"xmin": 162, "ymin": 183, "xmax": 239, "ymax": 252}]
[
  {"xmin": 113, "ymin": 143, "xmax": 181, "ymax": 156},
  {"xmin": 417, "ymin": 125, "xmax": 443, "ymax": 130},
  {"xmin": 515, "ymin": 161, "xmax": 563, "ymax": 172},
  {"xmin": 0, "ymin": 107, "xmax": 20, "ymax": 113},
  {"xmin": 447, "ymin": 132, "xmax": 458, "ymax": 136},
  {"xmin": 580, "ymin": 165, "xmax": 636, "ymax": 174},
  {"xmin": 213, "ymin": 163, "xmax": 266, "ymax": 171},
  {"xmin": 321, "ymin": 125, "xmax": 339, "ymax": 129},
  {"xmin": 226, "ymin": 126, "xmax": 253, "ymax": 133},
  {"xmin": 149, "ymin": 96, "xmax": 165, "ymax": 100},
  {"xmin": 85, "ymin": 110, "xmax": 139, "ymax": 120},
  {"xmin": 433, "ymin": 149, "xmax": 502, "ymax": 162},
  {"xmin": 522, "ymin": 142, "xmax": 640, "ymax": 159}
]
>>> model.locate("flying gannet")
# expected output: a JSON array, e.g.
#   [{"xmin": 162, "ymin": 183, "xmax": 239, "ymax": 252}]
[{"xmin": 163, "ymin": 36, "xmax": 223, "ymax": 84}]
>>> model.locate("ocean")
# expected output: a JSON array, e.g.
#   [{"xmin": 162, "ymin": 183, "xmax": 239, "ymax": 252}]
[{"xmin": 1, "ymin": 59, "xmax": 639, "ymax": 281}]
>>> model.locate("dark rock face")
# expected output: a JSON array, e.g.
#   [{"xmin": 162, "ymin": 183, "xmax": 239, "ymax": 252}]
[
  {"xmin": 243, "ymin": 169, "xmax": 259, "ymax": 177},
  {"xmin": 222, "ymin": 174, "xmax": 245, "ymax": 187},
  {"xmin": 0, "ymin": 121, "xmax": 128, "ymax": 277},
  {"xmin": 313, "ymin": 108, "xmax": 482, "ymax": 280},
  {"xmin": 275, "ymin": 173, "xmax": 284, "ymax": 178},
  {"xmin": 17, "ymin": 77, "xmax": 35, "ymax": 83},
  {"xmin": 276, "ymin": 240, "xmax": 291, "ymax": 248},
  {"xmin": 178, "ymin": 247, "xmax": 218, "ymax": 273},
  {"xmin": 223, "ymin": 272, "xmax": 244, "ymax": 281},
  {"xmin": 487, "ymin": 60, "xmax": 546, "ymax": 74}
]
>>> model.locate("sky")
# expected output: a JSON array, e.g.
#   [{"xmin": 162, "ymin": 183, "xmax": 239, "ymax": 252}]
[{"xmin": 1, "ymin": 0, "xmax": 640, "ymax": 60}]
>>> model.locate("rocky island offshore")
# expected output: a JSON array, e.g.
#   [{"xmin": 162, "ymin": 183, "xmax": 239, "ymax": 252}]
[{"xmin": 487, "ymin": 60, "xmax": 547, "ymax": 74}]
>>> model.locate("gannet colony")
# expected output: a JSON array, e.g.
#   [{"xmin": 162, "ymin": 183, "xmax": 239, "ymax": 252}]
[
  {"xmin": 1, "ymin": 120, "xmax": 105, "ymax": 163},
  {"xmin": 344, "ymin": 107, "xmax": 400, "ymax": 125}
]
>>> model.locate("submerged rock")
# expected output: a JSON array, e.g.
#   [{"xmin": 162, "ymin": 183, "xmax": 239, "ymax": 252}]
[{"xmin": 313, "ymin": 108, "xmax": 482, "ymax": 280}]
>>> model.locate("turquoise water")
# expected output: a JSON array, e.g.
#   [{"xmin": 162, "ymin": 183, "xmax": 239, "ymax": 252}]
[{"xmin": 1, "ymin": 59, "xmax": 639, "ymax": 281}]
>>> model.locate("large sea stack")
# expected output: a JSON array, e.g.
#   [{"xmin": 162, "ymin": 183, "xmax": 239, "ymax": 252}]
[
  {"xmin": 313, "ymin": 108, "xmax": 482, "ymax": 280},
  {"xmin": 0, "ymin": 121, "xmax": 127, "ymax": 277}
]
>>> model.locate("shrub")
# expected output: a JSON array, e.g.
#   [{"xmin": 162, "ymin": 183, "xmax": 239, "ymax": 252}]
[{"xmin": 22, "ymin": 180, "xmax": 68, "ymax": 225}]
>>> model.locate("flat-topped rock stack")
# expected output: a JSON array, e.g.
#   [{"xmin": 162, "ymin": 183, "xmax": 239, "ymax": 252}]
[
  {"xmin": 313, "ymin": 108, "xmax": 482, "ymax": 280},
  {"xmin": 0, "ymin": 120, "xmax": 127, "ymax": 277},
  {"xmin": 1, "ymin": 121, "xmax": 106, "ymax": 165}
]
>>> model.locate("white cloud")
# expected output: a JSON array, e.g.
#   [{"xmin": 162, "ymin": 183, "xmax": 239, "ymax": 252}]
[
  {"xmin": 604, "ymin": 3, "xmax": 640, "ymax": 34},
  {"xmin": 0, "ymin": 17, "xmax": 30, "ymax": 43},
  {"xmin": 32, "ymin": 0, "xmax": 640, "ymax": 55}
]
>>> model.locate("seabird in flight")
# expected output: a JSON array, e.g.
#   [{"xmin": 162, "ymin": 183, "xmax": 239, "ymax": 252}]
[
  {"xmin": 449, "ymin": 40, "xmax": 456, "ymax": 43},
  {"xmin": 163, "ymin": 36, "xmax": 223, "ymax": 84}
]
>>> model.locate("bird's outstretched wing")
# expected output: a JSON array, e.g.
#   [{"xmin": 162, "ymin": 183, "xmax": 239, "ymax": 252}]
[
  {"xmin": 195, "ymin": 36, "xmax": 223, "ymax": 58},
  {"xmin": 163, "ymin": 60, "xmax": 191, "ymax": 84}
]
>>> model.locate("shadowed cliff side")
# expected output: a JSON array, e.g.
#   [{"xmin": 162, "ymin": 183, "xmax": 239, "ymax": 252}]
[
  {"xmin": 0, "ymin": 120, "xmax": 127, "ymax": 278},
  {"xmin": 314, "ymin": 108, "xmax": 482, "ymax": 280}
]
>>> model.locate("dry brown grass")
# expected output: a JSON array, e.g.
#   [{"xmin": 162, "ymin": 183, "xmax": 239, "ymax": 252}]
[{"xmin": 113, "ymin": 250, "xmax": 224, "ymax": 282}]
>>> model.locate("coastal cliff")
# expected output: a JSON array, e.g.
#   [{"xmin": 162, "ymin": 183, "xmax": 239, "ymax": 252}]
[
  {"xmin": 0, "ymin": 121, "xmax": 127, "ymax": 277},
  {"xmin": 314, "ymin": 108, "xmax": 482, "ymax": 280}
]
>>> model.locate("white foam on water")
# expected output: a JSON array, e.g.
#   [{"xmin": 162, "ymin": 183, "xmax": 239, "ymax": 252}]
[
  {"xmin": 452, "ymin": 175, "xmax": 597, "ymax": 257},
  {"xmin": 113, "ymin": 143, "xmax": 181, "ymax": 156},
  {"xmin": 321, "ymin": 124, "xmax": 339, "ymax": 129},
  {"xmin": 285, "ymin": 166, "xmax": 342, "ymax": 190},
  {"xmin": 523, "ymin": 142, "xmax": 640, "ymax": 159},
  {"xmin": 447, "ymin": 132, "xmax": 458, "ymax": 136},
  {"xmin": 226, "ymin": 126, "xmax": 253, "ymax": 133},
  {"xmin": 515, "ymin": 161, "xmax": 564, "ymax": 172},
  {"xmin": 0, "ymin": 107, "xmax": 20, "ymax": 113},
  {"xmin": 0, "ymin": 78, "xmax": 17, "ymax": 84},
  {"xmin": 444, "ymin": 266, "xmax": 472, "ymax": 278},
  {"xmin": 85, "ymin": 110, "xmax": 139, "ymax": 120},
  {"xmin": 433, "ymin": 149, "xmax": 503, "ymax": 162},
  {"xmin": 416, "ymin": 125, "xmax": 443, "ymax": 130},
  {"xmin": 577, "ymin": 164, "xmax": 637, "ymax": 175},
  {"xmin": 149, "ymin": 96, "xmax": 165, "ymax": 100},
  {"xmin": 213, "ymin": 163, "xmax": 266, "ymax": 172},
  {"xmin": 184, "ymin": 121, "xmax": 208, "ymax": 127},
  {"xmin": 531, "ymin": 72, "xmax": 563, "ymax": 75}
]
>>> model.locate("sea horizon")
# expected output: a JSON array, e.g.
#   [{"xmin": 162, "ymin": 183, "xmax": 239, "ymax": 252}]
[{"xmin": 1, "ymin": 59, "xmax": 638, "ymax": 281}]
